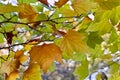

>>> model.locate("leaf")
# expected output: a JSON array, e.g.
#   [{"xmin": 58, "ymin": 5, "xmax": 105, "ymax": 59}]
[
  {"xmin": 14, "ymin": 50, "xmax": 27, "ymax": 64},
  {"xmin": 38, "ymin": 0, "xmax": 48, "ymax": 6},
  {"xmin": 0, "ymin": 33, "xmax": 4, "ymax": 43},
  {"xmin": 22, "ymin": 63, "xmax": 42, "ymax": 80},
  {"xmin": 6, "ymin": 71, "xmax": 19, "ymax": 80},
  {"xmin": 109, "ymin": 61, "xmax": 120, "ymax": 74},
  {"xmin": 0, "ymin": 59, "xmax": 20, "ymax": 75},
  {"xmin": 71, "ymin": 0, "xmax": 96, "ymax": 15},
  {"xmin": 109, "ymin": 72, "xmax": 120, "ymax": 80},
  {"xmin": 60, "ymin": 30, "xmax": 88, "ymax": 57},
  {"xmin": 110, "ymin": 6, "xmax": 120, "ymax": 25},
  {"xmin": 0, "ymin": 4, "xmax": 18, "ymax": 13},
  {"xmin": 95, "ymin": 0, "xmax": 120, "ymax": 10},
  {"xmin": 18, "ymin": 0, "xmax": 37, "ymax": 4},
  {"xmin": 74, "ymin": 59, "xmax": 89, "ymax": 80},
  {"xmin": 55, "ymin": 0, "xmax": 68, "ymax": 8},
  {"xmin": 18, "ymin": 4, "xmax": 38, "ymax": 22},
  {"xmin": 29, "ymin": 43, "xmax": 62, "ymax": 73},
  {"xmin": 87, "ymin": 19, "xmax": 113, "ymax": 35},
  {"xmin": 87, "ymin": 32, "xmax": 103, "ymax": 48}
]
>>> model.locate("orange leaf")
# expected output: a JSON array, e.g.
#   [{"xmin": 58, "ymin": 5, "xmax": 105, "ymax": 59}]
[
  {"xmin": 55, "ymin": 0, "xmax": 68, "ymax": 8},
  {"xmin": 14, "ymin": 50, "xmax": 27, "ymax": 64},
  {"xmin": 29, "ymin": 43, "xmax": 62, "ymax": 73},
  {"xmin": 6, "ymin": 71, "xmax": 19, "ymax": 80},
  {"xmin": 18, "ymin": 4, "xmax": 37, "ymax": 22},
  {"xmin": 39, "ymin": 0, "xmax": 48, "ymax": 6},
  {"xmin": 22, "ymin": 63, "xmax": 42, "ymax": 80},
  {"xmin": 61, "ymin": 30, "xmax": 88, "ymax": 56}
]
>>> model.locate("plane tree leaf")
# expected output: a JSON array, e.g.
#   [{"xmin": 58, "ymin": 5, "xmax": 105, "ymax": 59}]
[
  {"xmin": 71, "ymin": 0, "xmax": 96, "ymax": 15},
  {"xmin": 6, "ymin": 71, "xmax": 19, "ymax": 80},
  {"xmin": 74, "ymin": 59, "xmax": 89, "ymax": 80},
  {"xmin": 60, "ymin": 30, "xmax": 88, "ymax": 57},
  {"xmin": 14, "ymin": 50, "xmax": 27, "ymax": 64},
  {"xmin": 18, "ymin": 4, "xmax": 38, "ymax": 22},
  {"xmin": 0, "ymin": 59, "xmax": 20, "ymax": 75},
  {"xmin": 95, "ymin": 0, "xmax": 120, "ymax": 10},
  {"xmin": 55, "ymin": 0, "xmax": 68, "ymax": 8},
  {"xmin": 29, "ymin": 43, "xmax": 62, "ymax": 73},
  {"xmin": 87, "ymin": 19, "xmax": 113, "ymax": 35},
  {"xmin": 87, "ymin": 32, "xmax": 103, "ymax": 48},
  {"xmin": 0, "ymin": 4, "xmax": 18, "ymax": 13},
  {"xmin": 22, "ymin": 63, "xmax": 42, "ymax": 80}
]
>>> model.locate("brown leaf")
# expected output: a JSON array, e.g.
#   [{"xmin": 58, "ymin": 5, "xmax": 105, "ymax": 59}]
[
  {"xmin": 29, "ymin": 43, "xmax": 62, "ymax": 73},
  {"xmin": 61, "ymin": 30, "xmax": 88, "ymax": 56},
  {"xmin": 18, "ymin": 4, "xmax": 37, "ymax": 22},
  {"xmin": 14, "ymin": 50, "xmax": 27, "ymax": 64},
  {"xmin": 22, "ymin": 63, "xmax": 42, "ymax": 80},
  {"xmin": 38, "ymin": 0, "xmax": 49, "ymax": 6},
  {"xmin": 55, "ymin": 0, "xmax": 68, "ymax": 8},
  {"xmin": 117, "ymin": 22, "xmax": 120, "ymax": 31}
]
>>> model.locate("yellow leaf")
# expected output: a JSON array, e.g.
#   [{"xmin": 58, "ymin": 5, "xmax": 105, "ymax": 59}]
[
  {"xmin": 55, "ymin": 0, "xmax": 68, "ymax": 8},
  {"xmin": 29, "ymin": 43, "xmax": 62, "ymax": 73},
  {"xmin": 22, "ymin": 63, "xmax": 42, "ymax": 80},
  {"xmin": 18, "ymin": 4, "xmax": 38, "ymax": 22},
  {"xmin": 71, "ymin": 0, "xmax": 96, "ymax": 15},
  {"xmin": 6, "ymin": 71, "xmax": 19, "ymax": 80},
  {"xmin": 0, "ymin": 4, "xmax": 18, "ymax": 13},
  {"xmin": 60, "ymin": 30, "xmax": 88, "ymax": 56},
  {"xmin": 14, "ymin": 50, "xmax": 27, "ymax": 64},
  {"xmin": 0, "ymin": 59, "xmax": 20, "ymax": 75}
]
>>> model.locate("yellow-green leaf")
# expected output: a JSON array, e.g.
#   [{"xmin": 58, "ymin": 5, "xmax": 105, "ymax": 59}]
[
  {"xmin": 71, "ymin": 0, "xmax": 96, "ymax": 15},
  {"xmin": 0, "ymin": 4, "xmax": 18, "ymax": 13},
  {"xmin": 22, "ymin": 63, "xmax": 42, "ymax": 80}
]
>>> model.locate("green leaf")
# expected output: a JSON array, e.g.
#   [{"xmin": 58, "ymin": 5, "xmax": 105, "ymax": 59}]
[
  {"xmin": 95, "ymin": 0, "xmax": 120, "ymax": 10},
  {"xmin": 0, "ymin": 33, "xmax": 4, "ymax": 43},
  {"xmin": 87, "ymin": 32, "xmax": 103, "ymax": 48},
  {"xmin": 108, "ymin": 29, "xmax": 119, "ymax": 43},
  {"xmin": 4, "ymin": 23, "xmax": 14, "ymax": 32},
  {"xmin": 89, "ymin": 45, "xmax": 104, "ymax": 59},
  {"xmin": 18, "ymin": 0, "xmax": 37, "ymax": 3},
  {"xmin": 109, "ymin": 61, "xmax": 120, "ymax": 74},
  {"xmin": 74, "ymin": 59, "xmax": 89, "ymax": 80},
  {"xmin": 87, "ymin": 19, "xmax": 113, "ymax": 35},
  {"xmin": 110, "ymin": 6, "xmax": 120, "ymax": 25}
]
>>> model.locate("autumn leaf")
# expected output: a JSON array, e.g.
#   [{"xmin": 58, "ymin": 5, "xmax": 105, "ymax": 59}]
[
  {"xmin": 29, "ymin": 43, "xmax": 62, "ymax": 73},
  {"xmin": 18, "ymin": 4, "xmax": 38, "ymax": 22},
  {"xmin": 38, "ymin": 0, "xmax": 48, "ymax": 6},
  {"xmin": 14, "ymin": 50, "xmax": 27, "ymax": 64},
  {"xmin": 60, "ymin": 30, "xmax": 88, "ymax": 57},
  {"xmin": 55, "ymin": 0, "xmax": 68, "ymax": 8},
  {"xmin": 0, "ymin": 59, "xmax": 20, "ymax": 75},
  {"xmin": 6, "ymin": 71, "xmax": 19, "ymax": 80},
  {"xmin": 22, "ymin": 63, "xmax": 42, "ymax": 80},
  {"xmin": 71, "ymin": 0, "xmax": 96, "ymax": 15},
  {"xmin": 0, "ymin": 4, "xmax": 18, "ymax": 13},
  {"xmin": 95, "ymin": 0, "xmax": 120, "ymax": 10}
]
